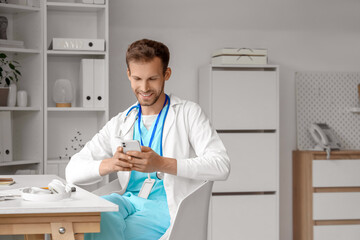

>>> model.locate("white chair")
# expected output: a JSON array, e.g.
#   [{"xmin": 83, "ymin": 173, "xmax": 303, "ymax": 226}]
[{"xmin": 92, "ymin": 180, "xmax": 214, "ymax": 240}]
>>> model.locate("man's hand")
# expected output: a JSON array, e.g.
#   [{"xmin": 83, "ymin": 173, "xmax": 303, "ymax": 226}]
[
  {"xmin": 99, "ymin": 147, "xmax": 133, "ymax": 176},
  {"xmin": 126, "ymin": 146, "xmax": 177, "ymax": 175}
]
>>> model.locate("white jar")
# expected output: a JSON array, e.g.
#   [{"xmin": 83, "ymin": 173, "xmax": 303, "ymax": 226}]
[{"xmin": 17, "ymin": 90, "xmax": 27, "ymax": 107}]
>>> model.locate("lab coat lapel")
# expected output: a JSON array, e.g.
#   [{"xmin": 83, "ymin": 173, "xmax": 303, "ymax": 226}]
[{"xmin": 162, "ymin": 95, "xmax": 177, "ymax": 149}]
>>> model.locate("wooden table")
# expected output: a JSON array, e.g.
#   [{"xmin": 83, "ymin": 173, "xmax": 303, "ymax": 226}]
[{"xmin": 0, "ymin": 175, "xmax": 118, "ymax": 240}]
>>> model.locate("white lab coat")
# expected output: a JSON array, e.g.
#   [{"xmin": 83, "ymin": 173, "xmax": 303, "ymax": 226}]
[{"xmin": 66, "ymin": 94, "xmax": 230, "ymax": 238}]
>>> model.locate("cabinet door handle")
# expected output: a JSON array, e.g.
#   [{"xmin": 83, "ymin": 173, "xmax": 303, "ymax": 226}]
[
  {"xmin": 97, "ymin": 96, "xmax": 102, "ymax": 101},
  {"xmin": 86, "ymin": 96, "xmax": 91, "ymax": 100},
  {"xmin": 5, "ymin": 150, "xmax": 10, "ymax": 155}
]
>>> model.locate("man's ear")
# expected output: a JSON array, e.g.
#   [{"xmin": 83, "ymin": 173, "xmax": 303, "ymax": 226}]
[
  {"xmin": 164, "ymin": 67, "xmax": 171, "ymax": 81},
  {"xmin": 127, "ymin": 68, "xmax": 131, "ymax": 80}
]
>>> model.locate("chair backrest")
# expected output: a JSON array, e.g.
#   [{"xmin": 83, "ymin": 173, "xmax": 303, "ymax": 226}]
[{"xmin": 168, "ymin": 181, "xmax": 214, "ymax": 240}]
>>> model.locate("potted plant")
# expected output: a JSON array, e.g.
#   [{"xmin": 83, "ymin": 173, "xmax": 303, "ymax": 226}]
[{"xmin": 0, "ymin": 53, "xmax": 21, "ymax": 106}]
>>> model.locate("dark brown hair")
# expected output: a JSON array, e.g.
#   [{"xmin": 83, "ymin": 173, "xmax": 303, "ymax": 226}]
[{"xmin": 126, "ymin": 39, "xmax": 170, "ymax": 74}]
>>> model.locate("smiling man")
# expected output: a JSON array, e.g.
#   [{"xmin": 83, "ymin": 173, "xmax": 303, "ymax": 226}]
[{"xmin": 66, "ymin": 39, "xmax": 230, "ymax": 240}]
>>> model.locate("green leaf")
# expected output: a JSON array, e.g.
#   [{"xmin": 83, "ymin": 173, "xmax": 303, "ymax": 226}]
[
  {"xmin": 5, "ymin": 78, "xmax": 10, "ymax": 86},
  {"xmin": 9, "ymin": 63, "xmax": 15, "ymax": 70},
  {"xmin": 13, "ymin": 61, "xmax": 20, "ymax": 64},
  {"xmin": 15, "ymin": 69, "xmax": 21, "ymax": 76},
  {"xmin": 0, "ymin": 53, "xmax": 6, "ymax": 59},
  {"xmin": 9, "ymin": 76, "xmax": 13, "ymax": 81}
]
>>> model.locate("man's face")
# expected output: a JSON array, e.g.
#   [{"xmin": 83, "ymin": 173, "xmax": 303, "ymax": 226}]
[{"xmin": 127, "ymin": 57, "xmax": 171, "ymax": 107}]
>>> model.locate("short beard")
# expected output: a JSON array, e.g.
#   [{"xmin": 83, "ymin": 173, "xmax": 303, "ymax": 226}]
[{"xmin": 137, "ymin": 82, "xmax": 165, "ymax": 107}]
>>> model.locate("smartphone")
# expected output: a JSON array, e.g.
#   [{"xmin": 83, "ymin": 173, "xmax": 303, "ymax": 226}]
[{"xmin": 121, "ymin": 140, "xmax": 141, "ymax": 153}]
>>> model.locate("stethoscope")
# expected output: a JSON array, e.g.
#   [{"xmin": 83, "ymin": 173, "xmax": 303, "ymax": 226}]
[{"xmin": 125, "ymin": 94, "xmax": 170, "ymax": 180}]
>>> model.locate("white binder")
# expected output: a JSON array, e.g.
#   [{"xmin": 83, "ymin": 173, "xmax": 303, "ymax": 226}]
[
  {"xmin": 51, "ymin": 38, "xmax": 105, "ymax": 51},
  {"xmin": 0, "ymin": 111, "xmax": 12, "ymax": 162},
  {"xmin": 94, "ymin": 0, "xmax": 105, "ymax": 4},
  {"xmin": 93, "ymin": 59, "xmax": 105, "ymax": 108},
  {"xmin": 80, "ymin": 59, "xmax": 94, "ymax": 108}
]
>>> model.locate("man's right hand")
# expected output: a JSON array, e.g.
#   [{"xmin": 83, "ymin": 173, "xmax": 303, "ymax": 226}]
[{"xmin": 99, "ymin": 146, "xmax": 133, "ymax": 176}]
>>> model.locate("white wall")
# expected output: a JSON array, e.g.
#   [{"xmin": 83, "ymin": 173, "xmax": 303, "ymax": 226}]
[{"xmin": 108, "ymin": 1, "xmax": 360, "ymax": 239}]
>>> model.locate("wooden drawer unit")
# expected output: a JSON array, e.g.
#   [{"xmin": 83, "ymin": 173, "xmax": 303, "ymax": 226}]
[{"xmin": 293, "ymin": 150, "xmax": 360, "ymax": 240}]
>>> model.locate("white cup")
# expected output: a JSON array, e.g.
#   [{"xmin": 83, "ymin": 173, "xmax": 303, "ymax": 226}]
[{"xmin": 17, "ymin": 90, "xmax": 27, "ymax": 107}]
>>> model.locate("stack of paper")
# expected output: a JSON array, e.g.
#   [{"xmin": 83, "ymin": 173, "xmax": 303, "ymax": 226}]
[
  {"xmin": 0, "ymin": 39, "xmax": 24, "ymax": 48},
  {"xmin": 211, "ymin": 48, "xmax": 268, "ymax": 65}
]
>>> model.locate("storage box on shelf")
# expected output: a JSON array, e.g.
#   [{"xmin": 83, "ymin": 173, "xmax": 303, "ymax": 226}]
[
  {"xmin": 0, "ymin": 2, "xmax": 43, "ymax": 173},
  {"xmin": 44, "ymin": 0, "xmax": 109, "ymax": 190},
  {"xmin": 199, "ymin": 64, "xmax": 279, "ymax": 240},
  {"xmin": 293, "ymin": 150, "xmax": 360, "ymax": 240}
]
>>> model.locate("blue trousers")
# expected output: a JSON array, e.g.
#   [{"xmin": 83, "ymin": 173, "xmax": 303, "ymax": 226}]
[{"xmin": 85, "ymin": 192, "xmax": 170, "ymax": 240}]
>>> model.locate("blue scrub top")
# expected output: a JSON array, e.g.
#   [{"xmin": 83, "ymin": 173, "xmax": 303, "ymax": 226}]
[{"xmin": 126, "ymin": 103, "xmax": 170, "ymax": 201}]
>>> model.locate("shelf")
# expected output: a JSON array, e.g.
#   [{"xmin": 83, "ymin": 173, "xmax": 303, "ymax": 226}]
[
  {"xmin": 0, "ymin": 159, "xmax": 40, "ymax": 167},
  {"xmin": 211, "ymin": 64, "xmax": 278, "ymax": 69},
  {"xmin": 47, "ymin": 50, "xmax": 106, "ymax": 56},
  {"xmin": 0, "ymin": 3, "xmax": 40, "ymax": 13},
  {"xmin": 47, "ymin": 107, "xmax": 106, "ymax": 112},
  {"xmin": 350, "ymin": 107, "xmax": 360, "ymax": 113},
  {"xmin": 47, "ymin": 2, "xmax": 105, "ymax": 12},
  {"xmin": 0, "ymin": 47, "xmax": 40, "ymax": 54},
  {"xmin": 0, "ymin": 107, "xmax": 41, "ymax": 111},
  {"xmin": 47, "ymin": 159, "xmax": 70, "ymax": 164}
]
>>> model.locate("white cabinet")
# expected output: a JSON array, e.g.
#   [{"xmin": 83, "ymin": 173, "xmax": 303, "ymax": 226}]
[{"xmin": 199, "ymin": 65, "xmax": 279, "ymax": 240}]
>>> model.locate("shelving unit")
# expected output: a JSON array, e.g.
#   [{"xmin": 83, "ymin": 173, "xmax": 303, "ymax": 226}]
[
  {"xmin": 0, "ymin": 1, "xmax": 109, "ymax": 189},
  {"xmin": 0, "ymin": 2, "xmax": 43, "ymax": 175},
  {"xmin": 44, "ymin": 0, "xmax": 109, "ymax": 190}
]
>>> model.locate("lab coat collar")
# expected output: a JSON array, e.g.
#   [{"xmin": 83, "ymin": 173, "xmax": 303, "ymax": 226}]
[{"xmin": 118, "ymin": 94, "xmax": 182, "ymax": 138}]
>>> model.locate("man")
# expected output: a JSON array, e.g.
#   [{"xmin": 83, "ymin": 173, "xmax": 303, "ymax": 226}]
[{"xmin": 66, "ymin": 39, "xmax": 230, "ymax": 240}]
